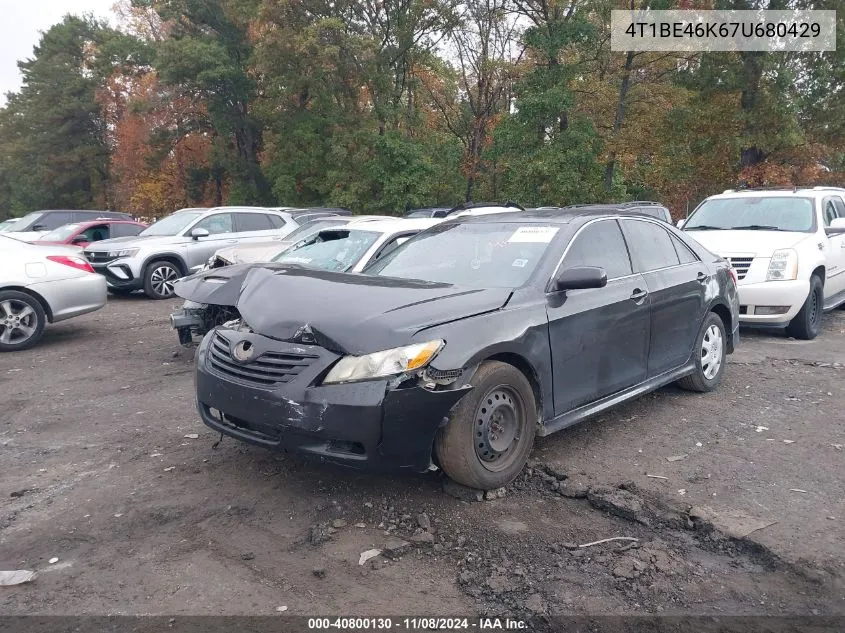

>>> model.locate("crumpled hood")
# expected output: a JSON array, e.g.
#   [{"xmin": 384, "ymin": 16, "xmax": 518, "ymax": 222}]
[
  {"xmin": 174, "ymin": 263, "xmax": 259, "ymax": 306},
  {"xmin": 215, "ymin": 239, "xmax": 292, "ymax": 264},
  {"xmin": 685, "ymin": 230, "xmax": 813, "ymax": 256},
  {"xmin": 240, "ymin": 267, "xmax": 513, "ymax": 354},
  {"xmin": 182, "ymin": 265, "xmax": 513, "ymax": 355}
]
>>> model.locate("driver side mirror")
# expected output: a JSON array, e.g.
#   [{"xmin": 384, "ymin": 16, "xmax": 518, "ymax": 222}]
[
  {"xmin": 32, "ymin": 224, "xmax": 46, "ymax": 232},
  {"xmin": 191, "ymin": 227, "xmax": 210, "ymax": 241},
  {"xmin": 552, "ymin": 266, "xmax": 608, "ymax": 292},
  {"xmin": 71, "ymin": 235, "xmax": 88, "ymax": 244},
  {"xmin": 826, "ymin": 218, "xmax": 845, "ymax": 236},
  {"xmin": 676, "ymin": 219, "xmax": 686, "ymax": 228}
]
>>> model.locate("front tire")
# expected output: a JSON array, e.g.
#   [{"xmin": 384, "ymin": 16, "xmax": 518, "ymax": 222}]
[
  {"xmin": 435, "ymin": 361, "xmax": 537, "ymax": 490},
  {"xmin": 0, "ymin": 291, "xmax": 46, "ymax": 352},
  {"xmin": 785, "ymin": 275, "xmax": 823, "ymax": 340},
  {"xmin": 143, "ymin": 261, "xmax": 182, "ymax": 300},
  {"xmin": 677, "ymin": 312, "xmax": 726, "ymax": 393}
]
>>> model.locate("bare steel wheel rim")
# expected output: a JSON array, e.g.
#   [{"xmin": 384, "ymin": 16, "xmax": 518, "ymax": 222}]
[
  {"xmin": 700, "ymin": 324, "xmax": 723, "ymax": 381},
  {"xmin": 809, "ymin": 286, "xmax": 820, "ymax": 327},
  {"xmin": 474, "ymin": 385, "xmax": 526, "ymax": 472},
  {"xmin": 0, "ymin": 299, "xmax": 37, "ymax": 345},
  {"xmin": 150, "ymin": 265, "xmax": 179, "ymax": 297}
]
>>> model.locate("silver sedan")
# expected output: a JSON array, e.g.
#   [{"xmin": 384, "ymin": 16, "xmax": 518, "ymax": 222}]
[{"xmin": 0, "ymin": 235, "xmax": 107, "ymax": 351}]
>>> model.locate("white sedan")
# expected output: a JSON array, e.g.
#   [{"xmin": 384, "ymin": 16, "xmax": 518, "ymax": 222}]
[{"xmin": 0, "ymin": 235, "xmax": 107, "ymax": 351}]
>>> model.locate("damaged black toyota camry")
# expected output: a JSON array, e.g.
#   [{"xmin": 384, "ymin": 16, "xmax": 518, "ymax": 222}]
[{"xmin": 193, "ymin": 208, "xmax": 739, "ymax": 489}]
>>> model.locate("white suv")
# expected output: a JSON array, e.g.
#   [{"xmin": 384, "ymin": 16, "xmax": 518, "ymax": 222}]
[{"xmin": 680, "ymin": 187, "xmax": 845, "ymax": 339}]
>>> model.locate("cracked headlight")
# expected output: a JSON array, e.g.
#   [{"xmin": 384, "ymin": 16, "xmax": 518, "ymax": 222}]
[
  {"xmin": 108, "ymin": 248, "xmax": 139, "ymax": 258},
  {"xmin": 323, "ymin": 340, "xmax": 444, "ymax": 384},
  {"xmin": 766, "ymin": 249, "xmax": 798, "ymax": 281}
]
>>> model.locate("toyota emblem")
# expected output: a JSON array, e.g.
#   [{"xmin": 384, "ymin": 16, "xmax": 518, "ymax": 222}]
[{"xmin": 231, "ymin": 340, "xmax": 255, "ymax": 363}]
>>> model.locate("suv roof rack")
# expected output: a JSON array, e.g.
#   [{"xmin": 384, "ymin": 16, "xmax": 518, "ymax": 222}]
[
  {"xmin": 722, "ymin": 185, "xmax": 799, "ymax": 193},
  {"xmin": 560, "ymin": 201, "xmax": 664, "ymax": 209},
  {"xmin": 447, "ymin": 201, "xmax": 525, "ymax": 214}
]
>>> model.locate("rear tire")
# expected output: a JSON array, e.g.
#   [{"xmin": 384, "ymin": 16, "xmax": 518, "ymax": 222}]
[
  {"xmin": 435, "ymin": 361, "xmax": 537, "ymax": 490},
  {"xmin": 677, "ymin": 312, "xmax": 726, "ymax": 393},
  {"xmin": 786, "ymin": 276, "xmax": 823, "ymax": 340},
  {"xmin": 143, "ymin": 261, "xmax": 182, "ymax": 300},
  {"xmin": 0, "ymin": 290, "xmax": 46, "ymax": 352}
]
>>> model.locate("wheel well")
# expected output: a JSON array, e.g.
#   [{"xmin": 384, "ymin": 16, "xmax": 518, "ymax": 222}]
[
  {"xmin": 145, "ymin": 255, "xmax": 187, "ymax": 278},
  {"xmin": 486, "ymin": 353, "xmax": 543, "ymax": 422},
  {"xmin": 812, "ymin": 266, "xmax": 825, "ymax": 286},
  {"xmin": 709, "ymin": 303, "xmax": 734, "ymax": 351},
  {"xmin": 1, "ymin": 286, "xmax": 53, "ymax": 323}
]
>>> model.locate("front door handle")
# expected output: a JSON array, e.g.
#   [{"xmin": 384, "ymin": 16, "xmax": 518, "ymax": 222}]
[
  {"xmin": 226, "ymin": 239, "xmax": 238, "ymax": 244},
  {"xmin": 696, "ymin": 272, "xmax": 707, "ymax": 282},
  {"xmin": 630, "ymin": 289, "xmax": 648, "ymax": 303}
]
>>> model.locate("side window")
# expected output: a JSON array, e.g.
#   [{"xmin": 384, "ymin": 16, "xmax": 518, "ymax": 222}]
[
  {"xmin": 81, "ymin": 224, "xmax": 110, "ymax": 242},
  {"xmin": 563, "ymin": 220, "xmax": 633, "ymax": 280},
  {"xmin": 192, "ymin": 213, "xmax": 234, "ymax": 235},
  {"xmin": 832, "ymin": 197, "xmax": 845, "ymax": 219},
  {"xmin": 372, "ymin": 233, "xmax": 415, "ymax": 262},
  {"xmin": 822, "ymin": 198, "xmax": 841, "ymax": 227},
  {"xmin": 670, "ymin": 233, "xmax": 698, "ymax": 264},
  {"xmin": 620, "ymin": 219, "xmax": 681, "ymax": 272},
  {"xmin": 236, "ymin": 213, "xmax": 275, "ymax": 232},
  {"xmin": 111, "ymin": 223, "xmax": 144, "ymax": 238},
  {"xmin": 268, "ymin": 215, "xmax": 286, "ymax": 229},
  {"xmin": 41, "ymin": 212, "xmax": 75, "ymax": 230}
]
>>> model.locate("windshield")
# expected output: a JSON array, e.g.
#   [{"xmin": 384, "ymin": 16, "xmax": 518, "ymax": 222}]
[
  {"xmin": 140, "ymin": 211, "xmax": 204, "ymax": 236},
  {"xmin": 0, "ymin": 220, "xmax": 18, "ymax": 232},
  {"xmin": 6, "ymin": 211, "xmax": 44, "ymax": 232},
  {"xmin": 366, "ymin": 222, "xmax": 555, "ymax": 288},
  {"xmin": 685, "ymin": 197, "xmax": 815, "ymax": 232},
  {"xmin": 272, "ymin": 229, "xmax": 380, "ymax": 271},
  {"xmin": 281, "ymin": 218, "xmax": 349, "ymax": 244},
  {"xmin": 40, "ymin": 224, "xmax": 82, "ymax": 241}
]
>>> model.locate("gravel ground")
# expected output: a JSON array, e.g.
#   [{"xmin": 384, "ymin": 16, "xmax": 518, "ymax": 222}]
[{"xmin": 1, "ymin": 296, "xmax": 844, "ymax": 621}]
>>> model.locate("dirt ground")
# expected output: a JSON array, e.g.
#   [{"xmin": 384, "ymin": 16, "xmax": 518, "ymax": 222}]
[{"xmin": 2, "ymin": 296, "xmax": 844, "ymax": 622}]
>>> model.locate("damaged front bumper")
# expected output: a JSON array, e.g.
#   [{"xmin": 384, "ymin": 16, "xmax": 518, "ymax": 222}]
[
  {"xmin": 194, "ymin": 328, "xmax": 470, "ymax": 472},
  {"xmin": 170, "ymin": 301, "xmax": 208, "ymax": 346}
]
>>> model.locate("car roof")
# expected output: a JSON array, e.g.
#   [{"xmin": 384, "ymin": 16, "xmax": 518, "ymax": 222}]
[
  {"xmin": 710, "ymin": 187, "xmax": 845, "ymax": 200},
  {"xmin": 446, "ymin": 206, "xmax": 682, "ymax": 226},
  {"xmin": 315, "ymin": 217, "xmax": 442, "ymax": 234}
]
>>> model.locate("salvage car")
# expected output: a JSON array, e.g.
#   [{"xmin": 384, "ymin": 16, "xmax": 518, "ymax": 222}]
[
  {"xmin": 171, "ymin": 218, "xmax": 441, "ymax": 344},
  {"xmin": 37, "ymin": 220, "xmax": 147, "ymax": 248},
  {"xmin": 5, "ymin": 210, "xmax": 134, "ymax": 242},
  {"xmin": 680, "ymin": 187, "xmax": 845, "ymax": 339},
  {"xmin": 205, "ymin": 215, "xmax": 392, "ymax": 269},
  {"xmin": 191, "ymin": 208, "xmax": 739, "ymax": 489},
  {"xmin": 0, "ymin": 235, "xmax": 107, "ymax": 351}
]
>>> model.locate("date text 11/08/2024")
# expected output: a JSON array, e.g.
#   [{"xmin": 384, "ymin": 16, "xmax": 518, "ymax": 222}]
[{"xmin": 307, "ymin": 618, "xmax": 528, "ymax": 630}]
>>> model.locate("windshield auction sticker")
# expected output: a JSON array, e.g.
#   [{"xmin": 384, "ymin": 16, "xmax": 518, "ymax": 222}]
[
  {"xmin": 611, "ymin": 9, "xmax": 836, "ymax": 52},
  {"xmin": 508, "ymin": 226, "xmax": 559, "ymax": 243}
]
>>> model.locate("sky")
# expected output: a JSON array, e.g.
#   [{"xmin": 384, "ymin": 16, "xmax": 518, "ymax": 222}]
[{"xmin": 0, "ymin": 0, "xmax": 116, "ymax": 103}]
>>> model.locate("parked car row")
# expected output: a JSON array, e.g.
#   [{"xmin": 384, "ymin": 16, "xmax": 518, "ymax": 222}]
[{"xmin": 4, "ymin": 188, "xmax": 841, "ymax": 492}]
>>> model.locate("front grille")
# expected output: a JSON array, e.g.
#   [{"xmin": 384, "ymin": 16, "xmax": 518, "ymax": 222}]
[
  {"xmin": 209, "ymin": 333, "xmax": 319, "ymax": 387},
  {"xmin": 726, "ymin": 256, "xmax": 754, "ymax": 280},
  {"xmin": 85, "ymin": 251, "xmax": 117, "ymax": 265}
]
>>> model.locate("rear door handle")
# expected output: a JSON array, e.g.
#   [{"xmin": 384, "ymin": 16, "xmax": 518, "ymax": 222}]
[
  {"xmin": 226, "ymin": 240, "xmax": 238, "ymax": 244},
  {"xmin": 630, "ymin": 289, "xmax": 648, "ymax": 303}
]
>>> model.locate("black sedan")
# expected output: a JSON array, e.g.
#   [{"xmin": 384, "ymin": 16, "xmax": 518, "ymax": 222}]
[{"xmin": 193, "ymin": 208, "xmax": 739, "ymax": 489}]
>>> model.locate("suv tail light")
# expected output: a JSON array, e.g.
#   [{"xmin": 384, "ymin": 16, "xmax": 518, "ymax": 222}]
[{"xmin": 47, "ymin": 255, "xmax": 95, "ymax": 273}]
